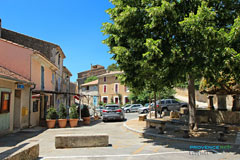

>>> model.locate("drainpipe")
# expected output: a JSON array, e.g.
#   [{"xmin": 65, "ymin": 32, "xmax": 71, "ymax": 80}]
[{"xmin": 28, "ymin": 84, "xmax": 36, "ymax": 128}]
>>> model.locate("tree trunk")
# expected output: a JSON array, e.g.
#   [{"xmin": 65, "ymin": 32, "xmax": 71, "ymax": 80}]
[
  {"xmin": 154, "ymin": 91, "xmax": 157, "ymax": 118},
  {"xmin": 149, "ymin": 94, "xmax": 151, "ymax": 118},
  {"xmin": 232, "ymin": 95, "xmax": 240, "ymax": 111},
  {"xmin": 188, "ymin": 74, "xmax": 197, "ymax": 131}
]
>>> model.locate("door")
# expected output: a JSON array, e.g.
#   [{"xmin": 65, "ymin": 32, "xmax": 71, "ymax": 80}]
[
  {"xmin": 171, "ymin": 99, "xmax": 180, "ymax": 110},
  {"xmin": 115, "ymin": 97, "xmax": 119, "ymax": 104},
  {"xmin": 14, "ymin": 90, "xmax": 21, "ymax": 129}
]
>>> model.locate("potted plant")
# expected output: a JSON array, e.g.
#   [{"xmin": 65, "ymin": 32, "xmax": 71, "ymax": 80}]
[
  {"xmin": 69, "ymin": 104, "xmax": 79, "ymax": 127},
  {"xmin": 58, "ymin": 104, "xmax": 67, "ymax": 128},
  {"xmin": 81, "ymin": 105, "xmax": 91, "ymax": 125},
  {"xmin": 46, "ymin": 107, "xmax": 58, "ymax": 128}
]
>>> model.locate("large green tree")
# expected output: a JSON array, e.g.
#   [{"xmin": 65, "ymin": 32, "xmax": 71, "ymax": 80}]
[{"xmin": 102, "ymin": 0, "xmax": 240, "ymax": 129}]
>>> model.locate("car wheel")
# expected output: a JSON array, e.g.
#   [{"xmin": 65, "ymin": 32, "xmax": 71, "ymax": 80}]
[
  {"xmin": 126, "ymin": 109, "xmax": 130, "ymax": 113},
  {"xmin": 143, "ymin": 109, "xmax": 148, "ymax": 113}
]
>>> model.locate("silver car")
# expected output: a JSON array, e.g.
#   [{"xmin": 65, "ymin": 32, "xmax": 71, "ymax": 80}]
[
  {"xmin": 102, "ymin": 104, "xmax": 125, "ymax": 122},
  {"xmin": 138, "ymin": 103, "xmax": 154, "ymax": 114},
  {"xmin": 124, "ymin": 104, "xmax": 143, "ymax": 113}
]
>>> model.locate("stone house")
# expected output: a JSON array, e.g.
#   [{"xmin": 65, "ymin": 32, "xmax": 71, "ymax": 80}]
[
  {"xmin": 80, "ymin": 80, "xmax": 99, "ymax": 107},
  {"xmin": 98, "ymin": 71, "xmax": 130, "ymax": 105},
  {"xmin": 77, "ymin": 64, "xmax": 106, "ymax": 91}
]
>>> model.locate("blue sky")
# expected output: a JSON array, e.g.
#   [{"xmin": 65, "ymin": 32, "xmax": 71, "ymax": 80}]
[{"xmin": 0, "ymin": 0, "xmax": 115, "ymax": 82}]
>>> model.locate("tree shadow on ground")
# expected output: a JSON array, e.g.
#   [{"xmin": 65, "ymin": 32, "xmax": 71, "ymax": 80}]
[
  {"xmin": 140, "ymin": 126, "xmax": 240, "ymax": 156},
  {"xmin": 0, "ymin": 128, "xmax": 45, "ymax": 148},
  {"xmin": 0, "ymin": 143, "xmax": 29, "ymax": 159}
]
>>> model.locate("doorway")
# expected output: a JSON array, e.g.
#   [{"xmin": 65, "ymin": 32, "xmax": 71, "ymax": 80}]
[{"xmin": 14, "ymin": 90, "xmax": 21, "ymax": 130}]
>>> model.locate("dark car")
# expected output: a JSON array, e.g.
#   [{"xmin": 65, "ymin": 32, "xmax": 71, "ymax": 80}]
[
  {"xmin": 157, "ymin": 99, "xmax": 188, "ymax": 113},
  {"xmin": 102, "ymin": 104, "xmax": 125, "ymax": 122}
]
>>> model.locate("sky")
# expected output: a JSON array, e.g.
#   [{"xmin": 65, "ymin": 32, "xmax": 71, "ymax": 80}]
[{"xmin": 0, "ymin": 0, "xmax": 115, "ymax": 82}]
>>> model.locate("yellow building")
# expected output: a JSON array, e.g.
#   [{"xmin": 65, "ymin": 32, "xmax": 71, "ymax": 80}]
[{"xmin": 98, "ymin": 71, "xmax": 130, "ymax": 105}]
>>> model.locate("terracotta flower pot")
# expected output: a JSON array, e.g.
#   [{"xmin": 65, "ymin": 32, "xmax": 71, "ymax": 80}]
[
  {"xmin": 69, "ymin": 119, "xmax": 78, "ymax": 127},
  {"xmin": 46, "ymin": 119, "xmax": 56, "ymax": 128},
  {"xmin": 58, "ymin": 119, "xmax": 67, "ymax": 128},
  {"xmin": 83, "ymin": 117, "xmax": 91, "ymax": 125}
]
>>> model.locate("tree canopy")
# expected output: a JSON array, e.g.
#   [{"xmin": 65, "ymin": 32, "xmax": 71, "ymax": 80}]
[
  {"xmin": 107, "ymin": 63, "xmax": 120, "ymax": 71},
  {"xmin": 84, "ymin": 76, "xmax": 98, "ymax": 83},
  {"xmin": 102, "ymin": 0, "xmax": 240, "ymax": 128}
]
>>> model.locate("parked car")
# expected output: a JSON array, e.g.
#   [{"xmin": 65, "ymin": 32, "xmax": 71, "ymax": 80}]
[
  {"xmin": 121, "ymin": 104, "xmax": 131, "ymax": 109},
  {"xmin": 102, "ymin": 104, "xmax": 125, "ymax": 122},
  {"xmin": 124, "ymin": 104, "xmax": 143, "ymax": 113},
  {"xmin": 157, "ymin": 99, "xmax": 188, "ymax": 113},
  {"xmin": 138, "ymin": 103, "xmax": 154, "ymax": 114},
  {"xmin": 95, "ymin": 106, "xmax": 104, "ymax": 116}
]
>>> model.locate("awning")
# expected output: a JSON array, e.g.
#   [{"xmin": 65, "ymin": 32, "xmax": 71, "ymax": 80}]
[{"xmin": 32, "ymin": 94, "xmax": 40, "ymax": 98}]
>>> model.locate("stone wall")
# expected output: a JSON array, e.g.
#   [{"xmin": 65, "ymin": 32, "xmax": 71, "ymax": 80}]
[
  {"xmin": 196, "ymin": 110, "xmax": 240, "ymax": 124},
  {"xmin": 175, "ymin": 88, "xmax": 233, "ymax": 108}
]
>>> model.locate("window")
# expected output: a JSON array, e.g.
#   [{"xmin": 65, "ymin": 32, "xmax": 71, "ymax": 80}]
[
  {"xmin": 86, "ymin": 86, "xmax": 89, "ymax": 90},
  {"xmin": 41, "ymin": 66, "xmax": 44, "ymax": 90},
  {"xmin": 33, "ymin": 100, "xmax": 38, "ymax": 112},
  {"xmin": 125, "ymin": 86, "xmax": 129, "ymax": 92},
  {"xmin": 0, "ymin": 92, "xmax": 11, "ymax": 113},
  {"xmin": 172, "ymin": 100, "xmax": 179, "ymax": 104},
  {"xmin": 115, "ymin": 84, "xmax": 118, "ymax": 93},
  {"xmin": 104, "ymin": 77, "xmax": 106, "ymax": 82},
  {"xmin": 103, "ymin": 97, "xmax": 108, "ymax": 103},
  {"xmin": 166, "ymin": 100, "xmax": 171, "ymax": 104},
  {"xmin": 58, "ymin": 54, "xmax": 61, "ymax": 66},
  {"xmin": 115, "ymin": 76, "xmax": 118, "ymax": 80},
  {"xmin": 103, "ymin": 85, "xmax": 107, "ymax": 93},
  {"xmin": 52, "ymin": 73, "xmax": 54, "ymax": 83}
]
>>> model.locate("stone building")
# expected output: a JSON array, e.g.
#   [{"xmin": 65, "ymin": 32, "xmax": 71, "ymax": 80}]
[{"xmin": 77, "ymin": 64, "xmax": 106, "ymax": 90}]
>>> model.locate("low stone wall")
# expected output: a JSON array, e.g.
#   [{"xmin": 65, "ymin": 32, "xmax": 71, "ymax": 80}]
[
  {"xmin": 4, "ymin": 143, "xmax": 39, "ymax": 160},
  {"xmin": 55, "ymin": 134, "xmax": 109, "ymax": 148},
  {"xmin": 175, "ymin": 88, "xmax": 233, "ymax": 107},
  {"xmin": 196, "ymin": 110, "xmax": 240, "ymax": 124}
]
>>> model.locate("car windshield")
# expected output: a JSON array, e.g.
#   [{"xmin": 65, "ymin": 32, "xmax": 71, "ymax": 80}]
[
  {"xmin": 123, "ymin": 104, "xmax": 131, "ymax": 108},
  {"xmin": 105, "ymin": 106, "xmax": 119, "ymax": 110}
]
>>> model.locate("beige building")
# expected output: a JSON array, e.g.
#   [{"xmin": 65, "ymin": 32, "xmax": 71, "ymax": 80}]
[{"xmin": 98, "ymin": 71, "xmax": 130, "ymax": 105}]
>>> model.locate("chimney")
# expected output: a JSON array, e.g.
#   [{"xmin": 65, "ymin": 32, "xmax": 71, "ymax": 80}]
[{"xmin": 0, "ymin": 18, "xmax": 1, "ymax": 38}]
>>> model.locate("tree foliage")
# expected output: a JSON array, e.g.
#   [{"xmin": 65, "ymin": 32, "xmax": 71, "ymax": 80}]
[
  {"xmin": 84, "ymin": 76, "xmax": 98, "ymax": 83},
  {"xmin": 102, "ymin": 0, "xmax": 240, "ymax": 127},
  {"xmin": 107, "ymin": 63, "xmax": 120, "ymax": 71}
]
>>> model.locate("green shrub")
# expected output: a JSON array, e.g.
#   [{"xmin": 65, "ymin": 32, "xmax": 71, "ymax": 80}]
[
  {"xmin": 58, "ymin": 104, "xmax": 67, "ymax": 119},
  {"xmin": 46, "ymin": 107, "xmax": 58, "ymax": 120},
  {"xmin": 81, "ymin": 105, "xmax": 90, "ymax": 117},
  {"xmin": 69, "ymin": 104, "xmax": 78, "ymax": 119}
]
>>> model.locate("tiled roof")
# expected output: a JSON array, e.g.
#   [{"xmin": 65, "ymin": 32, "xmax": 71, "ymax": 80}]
[
  {"xmin": 1, "ymin": 28, "xmax": 65, "ymax": 61},
  {"xmin": 0, "ymin": 66, "xmax": 32, "ymax": 83},
  {"xmin": 81, "ymin": 80, "xmax": 98, "ymax": 87}
]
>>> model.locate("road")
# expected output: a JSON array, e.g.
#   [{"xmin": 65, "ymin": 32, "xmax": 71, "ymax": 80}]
[{"xmin": 35, "ymin": 112, "xmax": 240, "ymax": 160}]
